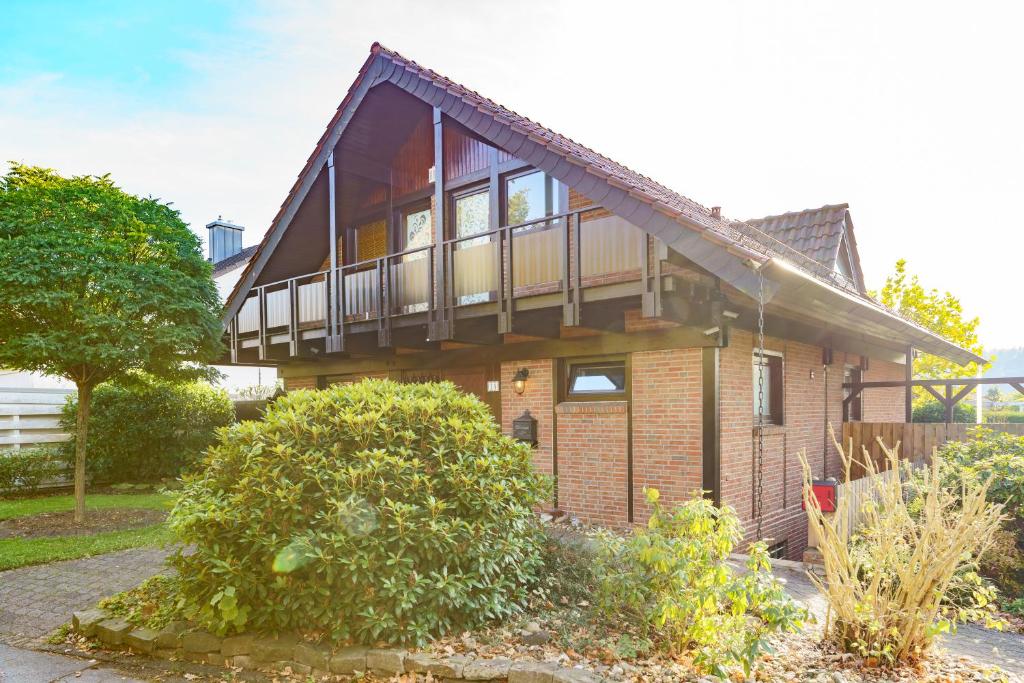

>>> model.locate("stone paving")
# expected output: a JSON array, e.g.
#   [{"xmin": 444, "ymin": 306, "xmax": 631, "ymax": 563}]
[
  {"xmin": 1, "ymin": 547, "xmax": 1023, "ymax": 679},
  {"xmin": 774, "ymin": 563, "xmax": 1024, "ymax": 677},
  {"xmin": 0, "ymin": 547, "xmax": 173, "ymax": 648}
]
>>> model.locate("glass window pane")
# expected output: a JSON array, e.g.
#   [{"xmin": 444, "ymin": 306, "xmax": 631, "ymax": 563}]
[
  {"xmin": 569, "ymin": 362, "xmax": 626, "ymax": 395},
  {"xmin": 506, "ymin": 171, "xmax": 547, "ymax": 225},
  {"xmin": 455, "ymin": 189, "xmax": 490, "ymax": 244},
  {"xmin": 753, "ymin": 360, "xmax": 771, "ymax": 419},
  {"xmin": 405, "ymin": 208, "xmax": 432, "ymax": 250}
]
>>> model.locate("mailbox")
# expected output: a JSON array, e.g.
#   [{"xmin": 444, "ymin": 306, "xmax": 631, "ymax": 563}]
[
  {"xmin": 512, "ymin": 410, "xmax": 538, "ymax": 445},
  {"xmin": 803, "ymin": 479, "xmax": 838, "ymax": 513}
]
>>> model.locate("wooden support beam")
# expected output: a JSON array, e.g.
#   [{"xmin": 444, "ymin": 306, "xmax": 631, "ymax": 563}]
[
  {"xmin": 702, "ymin": 347, "xmax": 721, "ymax": 505},
  {"xmin": 905, "ymin": 346, "xmax": 914, "ymax": 423},
  {"xmin": 325, "ymin": 152, "xmax": 343, "ymax": 354},
  {"xmin": 922, "ymin": 383, "xmax": 946, "ymax": 404},
  {"xmin": 944, "ymin": 383, "xmax": 954, "ymax": 424},
  {"xmin": 1012, "ymin": 382, "xmax": 1024, "ymax": 397},
  {"xmin": 428, "ymin": 106, "xmax": 451, "ymax": 341}
]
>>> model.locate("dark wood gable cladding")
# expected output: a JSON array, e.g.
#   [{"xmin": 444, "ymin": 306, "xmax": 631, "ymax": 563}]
[{"xmin": 223, "ymin": 43, "xmax": 983, "ymax": 370}]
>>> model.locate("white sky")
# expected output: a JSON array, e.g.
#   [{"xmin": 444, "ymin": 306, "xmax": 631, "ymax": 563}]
[{"xmin": 2, "ymin": 0, "xmax": 1021, "ymax": 349}]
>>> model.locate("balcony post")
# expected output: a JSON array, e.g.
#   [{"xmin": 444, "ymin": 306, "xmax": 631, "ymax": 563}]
[
  {"xmin": 905, "ymin": 346, "xmax": 914, "ymax": 423},
  {"xmin": 562, "ymin": 212, "xmax": 581, "ymax": 327},
  {"xmin": 428, "ymin": 106, "xmax": 452, "ymax": 341},
  {"xmin": 325, "ymin": 151, "xmax": 344, "ymax": 353}
]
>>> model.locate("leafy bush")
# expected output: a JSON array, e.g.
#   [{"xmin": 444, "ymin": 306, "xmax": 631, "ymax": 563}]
[
  {"xmin": 985, "ymin": 410, "xmax": 1024, "ymax": 424},
  {"xmin": 592, "ymin": 489, "xmax": 805, "ymax": 678},
  {"xmin": 61, "ymin": 375, "xmax": 233, "ymax": 483},
  {"xmin": 0, "ymin": 447, "xmax": 61, "ymax": 492},
  {"xmin": 169, "ymin": 379, "xmax": 550, "ymax": 645},
  {"xmin": 912, "ymin": 398, "xmax": 975, "ymax": 423},
  {"xmin": 803, "ymin": 428, "xmax": 1004, "ymax": 664},
  {"xmin": 935, "ymin": 429, "xmax": 1024, "ymax": 595}
]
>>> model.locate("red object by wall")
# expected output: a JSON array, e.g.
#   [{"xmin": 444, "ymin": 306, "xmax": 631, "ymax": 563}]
[{"xmin": 804, "ymin": 480, "xmax": 838, "ymax": 513}]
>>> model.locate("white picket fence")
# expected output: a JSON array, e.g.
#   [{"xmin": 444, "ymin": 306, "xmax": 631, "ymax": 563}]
[{"xmin": 0, "ymin": 387, "xmax": 74, "ymax": 451}]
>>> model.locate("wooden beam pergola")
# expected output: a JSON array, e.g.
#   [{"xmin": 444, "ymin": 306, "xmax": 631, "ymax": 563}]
[{"xmin": 843, "ymin": 375, "xmax": 1024, "ymax": 423}]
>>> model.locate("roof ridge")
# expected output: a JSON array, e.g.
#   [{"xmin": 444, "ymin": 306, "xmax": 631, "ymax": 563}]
[{"xmin": 746, "ymin": 203, "xmax": 850, "ymax": 223}]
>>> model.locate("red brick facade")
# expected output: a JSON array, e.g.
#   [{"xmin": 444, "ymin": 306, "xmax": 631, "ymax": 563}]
[
  {"xmin": 555, "ymin": 401, "xmax": 630, "ymax": 525},
  {"xmin": 281, "ymin": 332, "xmax": 907, "ymax": 558}
]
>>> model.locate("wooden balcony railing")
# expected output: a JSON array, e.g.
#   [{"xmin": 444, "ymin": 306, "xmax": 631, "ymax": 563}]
[{"xmin": 228, "ymin": 207, "xmax": 662, "ymax": 360}]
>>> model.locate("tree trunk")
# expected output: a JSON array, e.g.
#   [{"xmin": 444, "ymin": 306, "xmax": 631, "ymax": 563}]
[{"xmin": 73, "ymin": 382, "xmax": 93, "ymax": 524}]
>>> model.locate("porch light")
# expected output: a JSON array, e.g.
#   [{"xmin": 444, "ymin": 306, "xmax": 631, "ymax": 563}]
[{"xmin": 512, "ymin": 368, "xmax": 530, "ymax": 395}]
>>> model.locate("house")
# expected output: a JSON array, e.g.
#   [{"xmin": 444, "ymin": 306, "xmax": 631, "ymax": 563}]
[
  {"xmin": 207, "ymin": 218, "xmax": 276, "ymax": 393},
  {"xmin": 219, "ymin": 43, "xmax": 982, "ymax": 558}
]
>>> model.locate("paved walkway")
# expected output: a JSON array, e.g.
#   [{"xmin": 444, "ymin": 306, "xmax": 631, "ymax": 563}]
[
  {"xmin": 1, "ymin": 547, "xmax": 1022, "ymax": 679},
  {"xmin": 0, "ymin": 548, "xmax": 173, "ymax": 648},
  {"xmin": 0, "ymin": 643, "xmax": 147, "ymax": 682},
  {"xmin": 774, "ymin": 563, "xmax": 1024, "ymax": 677}
]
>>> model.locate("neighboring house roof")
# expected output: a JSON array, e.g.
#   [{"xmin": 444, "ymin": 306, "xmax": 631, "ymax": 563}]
[
  {"xmin": 223, "ymin": 42, "xmax": 983, "ymax": 366},
  {"xmin": 746, "ymin": 204, "xmax": 866, "ymax": 293},
  {"xmin": 212, "ymin": 245, "xmax": 258, "ymax": 278}
]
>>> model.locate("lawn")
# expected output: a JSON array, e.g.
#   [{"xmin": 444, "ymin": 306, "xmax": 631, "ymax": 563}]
[{"xmin": 0, "ymin": 492, "xmax": 175, "ymax": 571}]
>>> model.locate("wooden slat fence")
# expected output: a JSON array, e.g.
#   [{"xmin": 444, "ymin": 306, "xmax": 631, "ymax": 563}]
[
  {"xmin": 0, "ymin": 387, "xmax": 74, "ymax": 451},
  {"xmin": 840, "ymin": 421, "xmax": 1024, "ymax": 478}
]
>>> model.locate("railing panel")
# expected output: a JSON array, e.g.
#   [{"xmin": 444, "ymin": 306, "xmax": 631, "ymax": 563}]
[
  {"xmin": 238, "ymin": 297, "xmax": 260, "ymax": 333},
  {"xmin": 297, "ymin": 280, "xmax": 326, "ymax": 325},
  {"xmin": 391, "ymin": 255, "xmax": 431, "ymax": 313},
  {"xmin": 453, "ymin": 240, "xmax": 498, "ymax": 304},
  {"xmin": 265, "ymin": 289, "xmax": 290, "ymax": 328},
  {"xmin": 580, "ymin": 215, "xmax": 643, "ymax": 277},
  {"xmin": 513, "ymin": 221, "xmax": 563, "ymax": 289},
  {"xmin": 344, "ymin": 268, "xmax": 378, "ymax": 319}
]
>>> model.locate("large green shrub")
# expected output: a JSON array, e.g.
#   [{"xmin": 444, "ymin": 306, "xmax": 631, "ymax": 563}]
[
  {"xmin": 593, "ymin": 489, "xmax": 805, "ymax": 678},
  {"xmin": 912, "ymin": 398, "xmax": 976, "ymax": 423},
  {"xmin": 934, "ymin": 428, "xmax": 1024, "ymax": 595},
  {"xmin": 985, "ymin": 410, "xmax": 1024, "ymax": 424},
  {"xmin": 0, "ymin": 447, "xmax": 61, "ymax": 493},
  {"xmin": 60, "ymin": 376, "xmax": 233, "ymax": 483},
  {"xmin": 169, "ymin": 379, "xmax": 549, "ymax": 645}
]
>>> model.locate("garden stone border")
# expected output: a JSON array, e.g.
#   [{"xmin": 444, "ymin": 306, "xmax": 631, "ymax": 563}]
[{"xmin": 71, "ymin": 607, "xmax": 603, "ymax": 682}]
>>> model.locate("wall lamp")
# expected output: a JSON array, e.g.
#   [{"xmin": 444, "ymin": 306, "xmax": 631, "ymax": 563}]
[{"xmin": 512, "ymin": 368, "xmax": 530, "ymax": 395}]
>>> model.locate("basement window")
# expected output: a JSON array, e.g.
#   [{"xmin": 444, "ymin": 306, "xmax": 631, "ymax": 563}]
[
  {"xmin": 565, "ymin": 359, "xmax": 627, "ymax": 400},
  {"xmin": 767, "ymin": 540, "xmax": 788, "ymax": 560},
  {"xmin": 753, "ymin": 352, "xmax": 784, "ymax": 426}
]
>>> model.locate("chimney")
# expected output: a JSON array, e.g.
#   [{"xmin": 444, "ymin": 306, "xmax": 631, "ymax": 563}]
[
  {"xmin": 206, "ymin": 217, "xmax": 245, "ymax": 263},
  {"xmin": 710, "ymin": 206, "xmax": 721, "ymax": 219}
]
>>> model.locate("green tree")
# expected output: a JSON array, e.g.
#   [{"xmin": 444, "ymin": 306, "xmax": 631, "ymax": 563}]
[
  {"xmin": 872, "ymin": 259, "xmax": 989, "ymax": 404},
  {"xmin": 0, "ymin": 164, "xmax": 222, "ymax": 521}
]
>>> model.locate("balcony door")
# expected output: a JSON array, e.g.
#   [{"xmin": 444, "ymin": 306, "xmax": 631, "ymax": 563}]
[
  {"xmin": 396, "ymin": 203, "xmax": 432, "ymax": 313},
  {"xmin": 452, "ymin": 186, "xmax": 493, "ymax": 304}
]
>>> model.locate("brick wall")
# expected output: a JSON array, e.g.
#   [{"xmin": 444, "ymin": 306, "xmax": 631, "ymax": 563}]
[
  {"xmin": 555, "ymin": 401, "xmax": 630, "ymax": 525},
  {"xmin": 501, "ymin": 360, "xmax": 556, "ymax": 498},
  {"xmin": 283, "ymin": 376, "xmax": 318, "ymax": 391},
  {"xmin": 631, "ymin": 348, "xmax": 703, "ymax": 520},
  {"xmin": 862, "ymin": 359, "xmax": 906, "ymax": 422}
]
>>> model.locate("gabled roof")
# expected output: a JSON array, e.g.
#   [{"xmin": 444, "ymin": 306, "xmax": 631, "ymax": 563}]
[
  {"xmin": 223, "ymin": 42, "xmax": 983, "ymax": 366},
  {"xmin": 746, "ymin": 204, "xmax": 866, "ymax": 293},
  {"xmin": 211, "ymin": 245, "xmax": 258, "ymax": 279}
]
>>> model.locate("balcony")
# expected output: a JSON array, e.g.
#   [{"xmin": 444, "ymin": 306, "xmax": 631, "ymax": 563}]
[{"xmin": 228, "ymin": 207, "xmax": 676, "ymax": 363}]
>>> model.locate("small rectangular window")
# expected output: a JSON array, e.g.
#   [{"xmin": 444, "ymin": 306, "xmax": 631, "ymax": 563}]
[
  {"xmin": 565, "ymin": 359, "xmax": 627, "ymax": 399},
  {"xmin": 767, "ymin": 540, "xmax": 788, "ymax": 559},
  {"xmin": 753, "ymin": 353, "xmax": 784, "ymax": 425}
]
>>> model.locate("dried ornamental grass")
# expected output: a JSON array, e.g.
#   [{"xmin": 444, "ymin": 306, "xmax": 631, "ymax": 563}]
[{"xmin": 800, "ymin": 425, "xmax": 1004, "ymax": 663}]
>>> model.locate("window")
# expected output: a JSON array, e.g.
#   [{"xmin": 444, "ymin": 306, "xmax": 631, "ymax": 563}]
[
  {"xmin": 353, "ymin": 219, "xmax": 386, "ymax": 263},
  {"xmin": 564, "ymin": 359, "xmax": 627, "ymax": 399},
  {"xmin": 453, "ymin": 187, "xmax": 491, "ymax": 245},
  {"xmin": 403, "ymin": 205, "xmax": 432, "ymax": 251},
  {"xmin": 767, "ymin": 540, "xmax": 788, "ymax": 560},
  {"xmin": 504, "ymin": 170, "xmax": 562, "ymax": 228},
  {"xmin": 753, "ymin": 352, "xmax": 784, "ymax": 425},
  {"xmin": 844, "ymin": 367, "xmax": 863, "ymax": 421}
]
